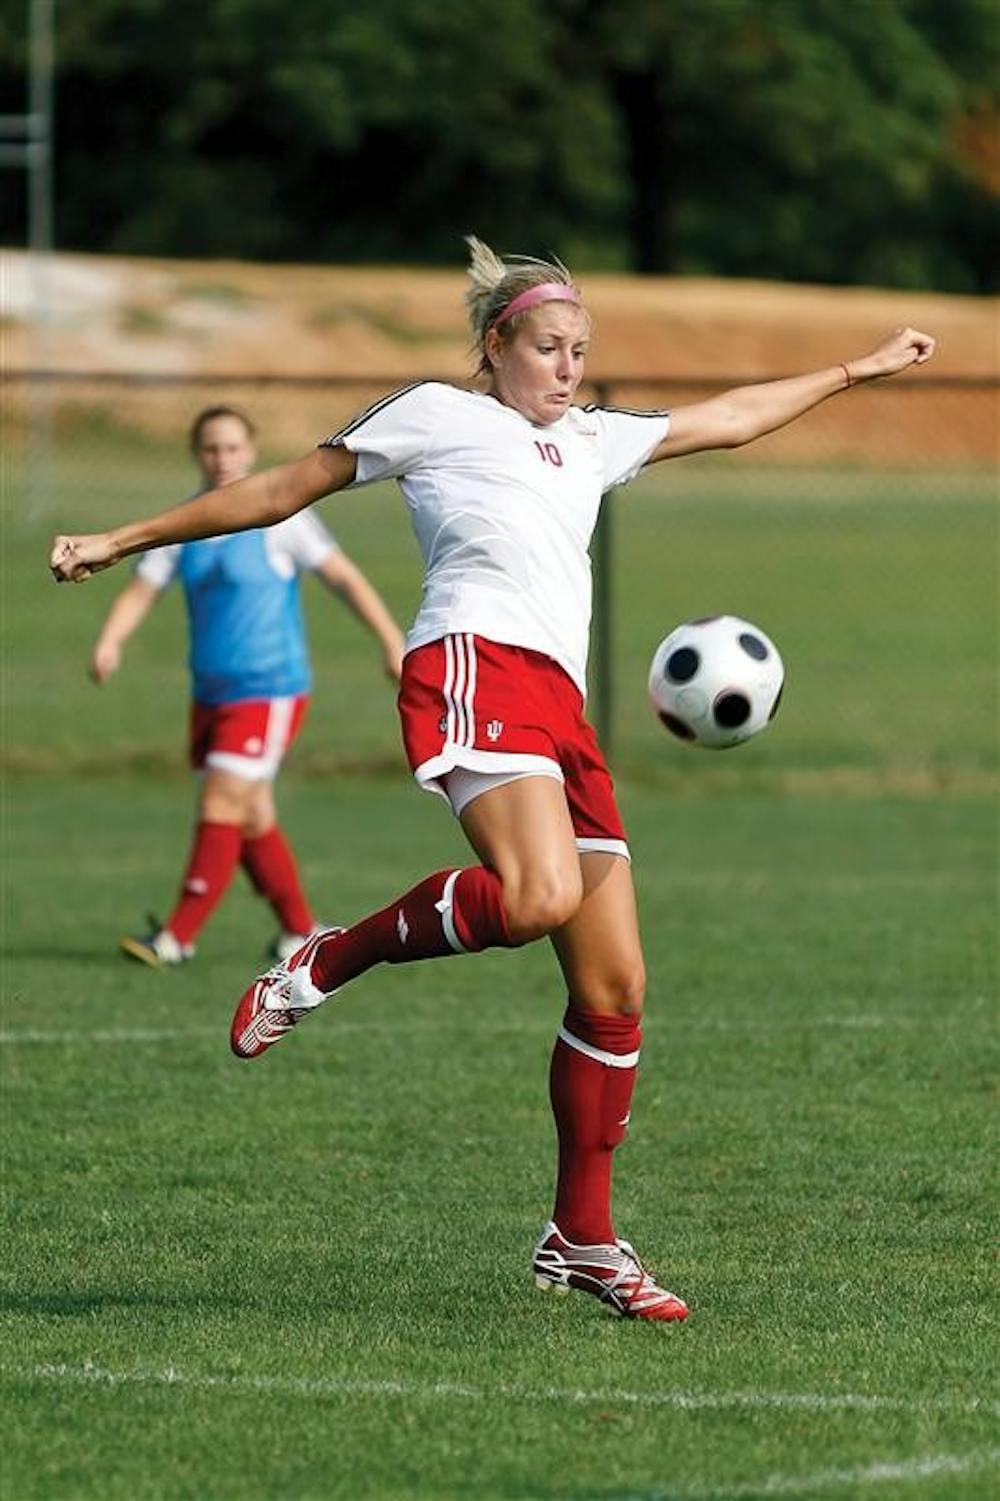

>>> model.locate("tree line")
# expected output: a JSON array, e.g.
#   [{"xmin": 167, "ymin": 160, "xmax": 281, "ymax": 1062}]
[{"xmin": 1, "ymin": 0, "xmax": 996, "ymax": 291}]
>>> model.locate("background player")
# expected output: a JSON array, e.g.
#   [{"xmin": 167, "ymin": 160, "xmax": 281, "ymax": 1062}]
[
  {"xmin": 52, "ymin": 241, "xmax": 933, "ymax": 1319},
  {"xmin": 88, "ymin": 405, "xmax": 405, "ymax": 967}
]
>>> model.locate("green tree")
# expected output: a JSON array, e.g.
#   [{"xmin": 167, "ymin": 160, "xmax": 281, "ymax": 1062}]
[
  {"xmin": 590, "ymin": 0, "xmax": 998, "ymax": 288},
  {"xmin": 0, "ymin": 0, "xmax": 624, "ymax": 263},
  {"xmin": 0, "ymin": 0, "xmax": 994, "ymax": 290}
]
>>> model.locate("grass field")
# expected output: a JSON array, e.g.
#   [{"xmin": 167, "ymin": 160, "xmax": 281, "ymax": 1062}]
[
  {"xmin": 6, "ymin": 424, "xmax": 996, "ymax": 780},
  {"xmin": 2, "ymin": 437, "xmax": 997, "ymax": 1499}
]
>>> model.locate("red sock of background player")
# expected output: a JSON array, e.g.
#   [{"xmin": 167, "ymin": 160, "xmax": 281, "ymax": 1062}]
[
  {"xmin": 307, "ymin": 867, "xmax": 514, "ymax": 992},
  {"xmin": 241, "ymin": 826, "xmax": 313, "ymax": 936},
  {"xmin": 165, "ymin": 821, "xmax": 243, "ymax": 945},
  {"xmin": 548, "ymin": 1003, "xmax": 641, "ymax": 1246}
]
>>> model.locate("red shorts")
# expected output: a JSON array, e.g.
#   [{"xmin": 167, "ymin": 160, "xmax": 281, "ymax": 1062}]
[
  {"xmin": 189, "ymin": 695, "xmax": 309, "ymax": 781},
  {"xmin": 398, "ymin": 635, "xmax": 627, "ymax": 853}
]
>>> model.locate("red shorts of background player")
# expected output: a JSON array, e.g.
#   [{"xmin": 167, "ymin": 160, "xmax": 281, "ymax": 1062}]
[
  {"xmin": 398, "ymin": 634, "xmax": 628, "ymax": 858},
  {"xmin": 189, "ymin": 694, "xmax": 310, "ymax": 782}
]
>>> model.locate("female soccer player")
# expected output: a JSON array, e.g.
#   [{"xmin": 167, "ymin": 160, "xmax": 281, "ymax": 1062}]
[
  {"xmin": 52, "ymin": 241, "xmax": 934, "ymax": 1320},
  {"xmin": 88, "ymin": 405, "xmax": 405, "ymax": 967}
]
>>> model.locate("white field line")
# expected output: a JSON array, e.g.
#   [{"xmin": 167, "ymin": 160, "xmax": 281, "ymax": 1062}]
[
  {"xmin": 4, "ymin": 1369, "xmax": 998, "ymax": 1501},
  {"xmin": 2, "ymin": 1361, "xmax": 997, "ymax": 1423},
  {"xmin": 4, "ymin": 1368, "xmax": 996, "ymax": 1501},
  {"xmin": 0, "ymin": 1012, "xmax": 975, "ymax": 1046},
  {"xmin": 667, "ymin": 1447, "xmax": 1000, "ymax": 1500},
  {"xmin": 0, "ymin": 1028, "xmax": 224, "ymax": 1044}
]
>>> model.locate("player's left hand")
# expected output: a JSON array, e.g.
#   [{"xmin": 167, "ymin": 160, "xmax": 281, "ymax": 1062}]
[
  {"xmin": 846, "ymin": 327, "xmax": 935, "ymax": 384},
  {"xmin": 89, "ymin": 641, "xmax": 122, "ymax": 682},
  {"xmin": 384, "ymin": 641, "xmax": 405, "ymax": 684},
  {"xmin": 50, "ymin": 533, "xmax": 119, "ymax": 582}
]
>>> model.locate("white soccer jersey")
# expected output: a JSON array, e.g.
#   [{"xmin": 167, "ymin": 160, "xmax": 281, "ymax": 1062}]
[{"xmin": 323, "ymin": 382, "xmax": 668, "ymax": 695}]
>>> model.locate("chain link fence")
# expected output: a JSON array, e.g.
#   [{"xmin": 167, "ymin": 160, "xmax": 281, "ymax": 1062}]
[{"xmin": 4, "ymin": 371, "xmax": 997, "ymax": 784}]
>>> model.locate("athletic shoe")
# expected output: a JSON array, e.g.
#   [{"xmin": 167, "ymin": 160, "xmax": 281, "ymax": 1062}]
[
  {"xmin": 532, "ymin": 1221, "xmax": 689, "ymax": 1322},
  {"xmin": 120, "ymin": 918, "xmax": 194, "ymax": 969},
  {"xmin": 230, "ymin": 927, "xmax": 344, "ymax": 1060},
  {"xmin": 268, "ymin": 925, "xmax": 326, "ymax": 964}
]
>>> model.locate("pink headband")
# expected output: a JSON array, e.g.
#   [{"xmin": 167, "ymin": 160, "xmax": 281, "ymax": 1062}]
[{"xmin": 489, "ymin": 282, "xmax": 582, "ymax": 331}]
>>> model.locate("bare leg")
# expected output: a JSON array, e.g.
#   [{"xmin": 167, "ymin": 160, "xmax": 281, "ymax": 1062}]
[
  {"xmin": 198, "ymin": 766, "xmax": 268, "ymax": 832},
  {"xmin": 456, "ymin": 774, "xmax": 583, "ymax": 942},
  {"xmin": 549, "ymin": 853, "xmax": 645, "ymax": 1018}
]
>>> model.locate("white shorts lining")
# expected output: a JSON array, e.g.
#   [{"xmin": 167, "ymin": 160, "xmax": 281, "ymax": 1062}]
[
  {"xmin": 444, "ymin": 765, "xmax": 563, "ymax": 817},
  {"xmin": 576, "ymin": 836, "xmax": 631, "ymax": 862},
  {"xmin": 414, "ymin": 747, "xmax": 564, "ymax": 802},
  {"xmin": 204, "ymin": 751, "xmax": 280, "ymax": 783}
]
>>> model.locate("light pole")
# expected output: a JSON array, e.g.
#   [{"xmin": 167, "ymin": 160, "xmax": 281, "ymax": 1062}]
[{"xmin": 1, "ymin": 0, "xmax": 54, "ymax": 519}]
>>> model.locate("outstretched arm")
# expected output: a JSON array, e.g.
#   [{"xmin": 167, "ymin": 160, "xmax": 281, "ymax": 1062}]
[
  {"xmin": 316, "ymin": 551, "xmax": 406, "ymax": 682},
  {"xmin": 649, "ymin": 327, "xmax": 935, "ymax": 462},
  {"xmin": 51, "ymin": 444, "xmax": 358, "ymax": 583},
  {"xmin": 89, "ymin": 575, "xmax": 161, "ymax": 682}
]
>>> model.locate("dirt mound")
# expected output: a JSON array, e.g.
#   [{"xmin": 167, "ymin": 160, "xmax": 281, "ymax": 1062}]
[
  {"xmin": 5, "ymin": 250, "xmax": 995, "ymax": 379},
  {"xmin": 5, "ymin": 251, "xmax": 995, "ymax": 465}
]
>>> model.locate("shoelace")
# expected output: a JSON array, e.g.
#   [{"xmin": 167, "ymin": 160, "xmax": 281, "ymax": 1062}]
[
  {"xmin": 604, "ymin": 1247, "xmax": 673, "ymax": 1312},
  {"xmin": 256, "ymin": 969, "xmax": 295, "ymax": 1011}
]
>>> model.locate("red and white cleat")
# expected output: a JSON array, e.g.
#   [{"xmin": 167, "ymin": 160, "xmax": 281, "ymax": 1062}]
[
  {"xmin": 230, "ymin": 928, "xmax": 343, "ymax": 1060},
  {"xmin": 532, "ymin": 1221, "xmax": 689, "ymax": 1322}
]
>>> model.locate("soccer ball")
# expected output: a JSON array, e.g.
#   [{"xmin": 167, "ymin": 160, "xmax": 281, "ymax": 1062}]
[{"xmin": 648, "ymin": 615, "xmax": 784, "ymax": 749}]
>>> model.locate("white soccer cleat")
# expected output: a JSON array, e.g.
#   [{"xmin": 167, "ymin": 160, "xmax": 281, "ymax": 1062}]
[
  {"xmin": 120, "ymin": 920, "xmax": 194, "ymax": 969},
  {"xmin": 532, "ymin": 1221, "xmax": 689, "ymax": 1322},
  {"xmin": 230, "ymin": 927, "xmax": 343, "ymax": 1060}
]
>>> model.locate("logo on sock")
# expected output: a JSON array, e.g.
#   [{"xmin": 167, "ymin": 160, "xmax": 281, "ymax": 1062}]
[
  {"xmin": 396, "ymin": 908, "xmax": 409, "ymax": 945},
  {"xmin": 486, "ymin": 719, "xmax": 504, "ymax": 742},
  {"xmin": 618, "ymin": 1112, "xmax": 631, "ymax": 1128},
  {"xmin": 184, "ymin": 877, "xmax": 209, "ymax": 895}
]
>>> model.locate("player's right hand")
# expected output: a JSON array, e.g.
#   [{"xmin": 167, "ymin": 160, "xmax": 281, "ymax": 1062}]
[{"xmin": 50, "ymin": 533, "xmax": 119, "ymax": 582}]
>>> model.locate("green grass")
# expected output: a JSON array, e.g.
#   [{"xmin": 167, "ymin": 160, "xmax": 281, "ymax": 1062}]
[
  {"xmin": 4, "ymin": 424, "xmax": 995, "ymax": 780},
  {"xmin": 2, "ymin": 778, "xmax": 996, "ymax": 1500},
  {"xmin": 612, "ymin": 466, "xmax": 995, "ymax": 780},
  {"xmin": 2, "ymin": 429, "xmax": 998, "ymax": 1497}
]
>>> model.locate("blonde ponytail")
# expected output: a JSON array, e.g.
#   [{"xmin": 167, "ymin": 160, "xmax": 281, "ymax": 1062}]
[{"xmin": 464, "ymin": 236, "xmax": 509, "ymax": 301}]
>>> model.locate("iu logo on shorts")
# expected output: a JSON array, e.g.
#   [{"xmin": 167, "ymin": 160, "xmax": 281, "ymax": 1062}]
[{"xmin": 486, "ymin": 719, "xmax": 504, "ymax": 742}]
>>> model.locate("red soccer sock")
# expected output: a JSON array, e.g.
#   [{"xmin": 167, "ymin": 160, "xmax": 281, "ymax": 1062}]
[
  {"xmin": 308, "ymin": 866, "xmax": 513, "ymax": 994},
  {"xmin": 165, "ymin": 821, "xmax": 243, "ymax": 945},
  {"xmin": 548, "ymin": 1003, "xmax": 642, "ymax": 1246},
  {"xmin": 241, "ymin": 826, "xmax": 314, "ymax": 936}
]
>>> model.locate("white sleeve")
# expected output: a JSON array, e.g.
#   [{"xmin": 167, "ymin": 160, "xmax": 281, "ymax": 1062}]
[
  {"xmin": 270, "ymin": 509, "xmax": 340, "ymax": 572},
  {"xmin": 589, "ymin": 406, "xmax": 670, "ymax": 490},
  {"xmin": 319, "ymin": 381, "xmax": 437, "ymax": 487},
  {"xmin": 133, "ymin": 545, "xmax": 181, "ymax": 589}
]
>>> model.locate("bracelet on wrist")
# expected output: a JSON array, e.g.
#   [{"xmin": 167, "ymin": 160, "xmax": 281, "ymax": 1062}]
[{"xmin": 839, "ymin": 362, "xmax": 853, "ymax": 389}]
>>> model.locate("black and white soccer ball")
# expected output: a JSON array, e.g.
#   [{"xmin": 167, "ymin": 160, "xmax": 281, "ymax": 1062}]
[{"xmin": 648, "ymin": 615, "xmax": 784, "ymax": 749}]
